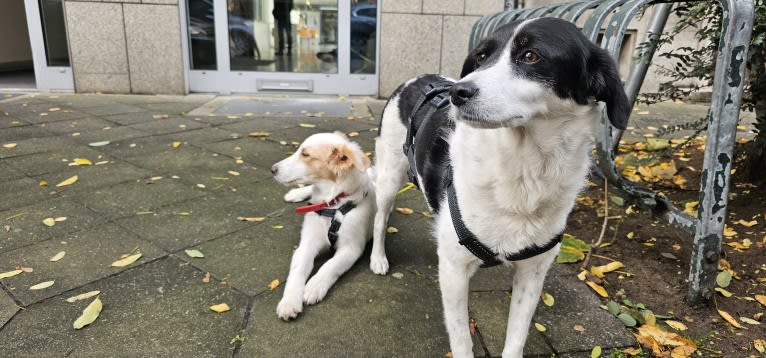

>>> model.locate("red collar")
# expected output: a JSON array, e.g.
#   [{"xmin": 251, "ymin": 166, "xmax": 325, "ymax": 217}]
[{"xmin": 295, "ymin": 192, "xmax": 349, "ymax": 215}]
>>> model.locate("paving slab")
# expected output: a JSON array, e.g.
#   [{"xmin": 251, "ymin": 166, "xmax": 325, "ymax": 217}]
[
  {"xmin": 242, "ymin": 261, "xmax": 450, "ymax": 357},
  {"xmin": 37, "ymin": 116, "xmax": 116, "ymax": 135},
  {"xmin": 214, "ymin": 97, "xmax": 354, "ymax": 117},
  {"xmin": 0, "ymin": 136, "xmax": 78, "ymax": 160},
  {"xmin": 74, "ymin": 177, "xmax": 205, "ymax": 217},
  {"xmin": 0, "ymin": 223, "xmax": 166, "ymax": 306},
  {"xmin": 0, "ymin": 125, "xmax": 54, "ymax": 143},
  {"xmin": 0, "ymin": 115, "xmax": 30, "ymax": 129},
  {"xmin": 127, "ymin": 116, "xmax": 206, "ymax": 135},
  {"xmin": 218, "ymin": 116, "xmax": 296, "ymax": 133},
  {"xmin": 67, "ymin": 126, "xmax": 150, "ymax": 145},
  {"xmin": 0, "ymin": 257, "xmax": 249, "ymax": 357},
  {"xmin": 4, "ymin": 147, "xmax": 113, "ymax": 177},
  {"xmin": 0, "ymin": 161, "xmax": 23, "ymax": 181},
  {"xmin": 11, "ymin": 109, "xmax": 91, "ymax": 125},
  {"xmin": 80, "ymin": 103, "xmax": 148, "ymax": 116},
  {"xmin": 100, "ymin": 111, "xmax": 161, "ymax": 126},
  {"xmin": 0, "ymin": 177, "xmax": 55, "ymax": 212},
  {"xmin": 33, "ymin": 161, "xmax": 153, "ymax": 197},
  {"xmin": 0, "ymin": 198, "xmax": 103, "ymax": 253},
  {"xmin": 0, "ymin": 291, "xmax": 18, "ymax": 328},
  {"xmin": 201, "ymin": 137, "xmax": 293, "ymax": 178}
]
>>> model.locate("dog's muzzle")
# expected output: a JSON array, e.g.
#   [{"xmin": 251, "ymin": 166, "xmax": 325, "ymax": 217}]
[{"xmin": 449, "ymin": 82, "xmax": 478, "ymax": 106}]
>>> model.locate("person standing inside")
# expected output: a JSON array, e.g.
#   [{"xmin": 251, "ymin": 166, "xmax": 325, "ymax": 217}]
[{"xmin": 273, "ymin": 0, "xmax": 294, "ymax": 55}]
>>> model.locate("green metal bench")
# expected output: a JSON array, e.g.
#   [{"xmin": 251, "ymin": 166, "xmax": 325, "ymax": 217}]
[{"xmin": 469, "ymin": 0, "xmax": 755, "ymax": 304}]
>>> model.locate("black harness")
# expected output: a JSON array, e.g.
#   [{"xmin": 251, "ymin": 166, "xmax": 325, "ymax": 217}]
[
  {"xmin": 403, "ymin": 81, "xmax": 563, "ymax": 268},
  {"xmin": 314, "ymin": 200, "xmax": 357, "ymax": 247}
]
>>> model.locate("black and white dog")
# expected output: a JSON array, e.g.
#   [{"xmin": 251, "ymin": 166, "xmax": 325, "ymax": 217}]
[{"xmin": 370, "ymin": 18, "xmax": 629, "ymax": 357}]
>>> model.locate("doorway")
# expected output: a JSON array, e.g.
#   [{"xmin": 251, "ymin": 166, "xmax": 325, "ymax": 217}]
[
  {"xmin": 184, "ymin": 0, "xmax": 378, "ymax": 95},
  {"xmin": 0, "ymin": 0, "xmax": 36, "ymax": 90}
]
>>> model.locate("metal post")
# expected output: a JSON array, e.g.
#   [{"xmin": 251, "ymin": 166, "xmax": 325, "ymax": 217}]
[{"xmin": 686, "ymin": 0, "xmax": 754, "ymax": 304}]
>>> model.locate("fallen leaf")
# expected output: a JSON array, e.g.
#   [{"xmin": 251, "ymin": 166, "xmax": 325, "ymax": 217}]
[
  {"xmin": 586, "ymin": 281, "xmax": 608, "ymax": 297},
  {"xmin": 556, "ymin": 234, "xmax": 590, "ymax": 264},
  {"xmin": 573, "ymin": 324, "xmax": 585, "ymax": 333},
  {"xmin": 49, "ymin": 251, "xmax": 66, "ymax": 262},
  {"xmin": 267, "ymin": 279, "xmax": 280, "ymax": 290},
  {"xmin": 387, "ymin": 226, "xmax": 399, "ymax": 234},
  {"xmin": 665, "ymin": 320, "xmax": 688, "ymax": 331},
  {"xmin": 39, "ymin": 180, "xmax": 48, "ymax": 187},
  {"xmin": 185, "ymin": 249, "xmax": 205, "ymax": 258},
  {"xmin": 717, "ymin": 308, "xmax": 743, "ymax": 329},
  {"xmin": 617, "ymin": 312, "xmax": 637, "ymax": 327},
  {"xmin": 248, "ymin": 131, "xmax": 271, "ymax": 137},
  {"xmin": 736, "ymin": 219, "xmax": 757, "ymax": 227},
  {"xmin": 755, "ymin": 294, "xmax": 766, "ymax": 307},
  {"xmin": 196, "ymin": 183, "xmax": 206, "ymax": 188},
  {"xmin": 228, "ymin": 171, "xmax": 240, "ymax": 176},
  {"xmin": 56, "ymin": 175, "xmax": 79, "ymax": 187},
  {"xmin": 0, "ymin": 269, "xmax": 23, "ymax": 279},
  {"xmin": 152, "ymin": 114, "xmax": 169, "ymax": 119},
  {"xmin": 395, "ymin": 207, "xmax": 414, "ymax": 215},
  {"xmin": 66, "ymin": 290, "xmax": 101, "ymax": 303},
  {"xmin": 590, "ymin": 346, "xmax": 602, "ymax": 358},
  {"xmin": 42, "ymin": 218, "xmax": 56, "ymax": 227},
  {"xmin": 237, "ymin": 216, "xmax": 265, "ymax": 222},
  {"xmin": 683, "ymin": 201, "xmax": 698, "ymax": 216},
  {"xmin": 348, "ymin": 131, "xmax": 359, "ymax": 137},
  {"xmin": 73, "ymin": 158, "xmax": 92, "ymax": 166},
  {"xmin": 590, "ymin": 261, "xmax": 625, "ymax": 278},
  {"xmin": 754, "ymin": 339, "xmax": 765, "ymax": 353},
  {"xmin": 3, "ymin": 143, "xmax": 17, "ymax": 149},
  {"xmin": 646, "ymin": 138, "xmax": 670, "ymax": 151},
  {"xmin": 203, "ymin": 272, "xmax": 211, "ymax": 283},
  {"xmin": 723, "ymin": 225, "xmax": 737, "ymax": 238},
  {"xmin": 73, "ymin": 297, "xmax": 103, "ymax": 329},
  {"xmin": 299, "ymin": 123, "xmax": 316, "ymax": 128},
  {"xmin": 209, "ymin": 303, "xmax": 230, "ymax": 313},
  {"xmin": 541, "ymin": 292, "xmax": 554, "ymax": 307},
  {"xmin": 172, "ymin": 141, "xmax": 181, "ymax": 148},
  {"xmin": 534, "ymin": 322, "xmax": 546, "ymax": 332},
  {"xmin": 740, "ymin": 317, "xmax": 760, "ymax": 325},
  {"xmin": 88, "ymin": 141, "xmax": 110, "ymax": 147},
  {"xmin": 54, "ymin": 217, "xmax": 67, "ymax": 222},
  {"xmin": 714, "ymin": 287, "xmax": 733, "ymax": 297},
  {"xmin": 271, "ymin": 224, "xmax": 284, "ymax": 229},
  {"xmin": 716, "ymin": 271, "xmax": 732, "ymax": 288},
  {"xmin": 30, "ymin": 280, "xmax": 55, "ymax": 290},
  {"xmin": 110, "ymin": 253, "xmax": 142, "ymax": 267}
]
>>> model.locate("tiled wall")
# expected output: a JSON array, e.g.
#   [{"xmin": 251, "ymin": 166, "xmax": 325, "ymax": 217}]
[
  {"xmin": 64, "ymin": 0, "xmax": 184, "ymax": 94},
  {"xmin": 378, "ymin": 0, "xmax": 504, "ymax": 97}
]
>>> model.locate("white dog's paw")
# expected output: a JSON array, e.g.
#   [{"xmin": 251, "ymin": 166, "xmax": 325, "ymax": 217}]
[
  {"xmin": 303, "ymin": 276, "xmax": 331, "ymax": 305},
  {"xmin": 284, "ymin": 186, "xmax": 311, "ymax": 203},
  {"xmin": 276, "ymin": 296, "xmax": 303, "ymax": 321},
  {"xmin": 370, "ymin": 255, "xmax": 389, "ymax": 275}
]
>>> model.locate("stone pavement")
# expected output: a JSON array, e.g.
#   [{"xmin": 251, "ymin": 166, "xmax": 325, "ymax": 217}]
[{"xmin": 2, "ymin": 92, "xmax": 747, "ymax": 357}]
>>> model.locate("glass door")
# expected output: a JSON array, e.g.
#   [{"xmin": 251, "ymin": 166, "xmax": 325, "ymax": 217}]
[
  {"xmin": 185, "ymin": 0, "xmax": 378, "ymax": 95},
  {"xmin": 23, "ymin": 0, "xmax": 74, "ymax": 91}
]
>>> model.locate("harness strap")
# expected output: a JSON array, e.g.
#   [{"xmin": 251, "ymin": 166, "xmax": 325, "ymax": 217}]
[
  {"xmin": 445, "ymin": 167, "xmax": 563, "ymax": 267},
  {"xmin": 404, "ymin": 81, "xmax": 453, "ymax": 188},
  {"xmin": 316, "ymin": 200, "xmax": 357, "ymax": 247}
]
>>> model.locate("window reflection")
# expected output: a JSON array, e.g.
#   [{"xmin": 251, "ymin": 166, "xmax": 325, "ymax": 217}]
[
  {"xmin": 187, "ymin": 0, "xmax": 217, "ymax": 70},
  {"xmin": 349, "ymin": 0, "xmax": 376, "ymax": 74},
  {"xmin": 39, "ymin": 0, "xmax": 70, "ymax": 67}
]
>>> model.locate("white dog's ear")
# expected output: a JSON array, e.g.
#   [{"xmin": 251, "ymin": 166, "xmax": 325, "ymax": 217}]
[{"xmin": 328, "ymin": 143, "xmax": 369, "ymax": 174}]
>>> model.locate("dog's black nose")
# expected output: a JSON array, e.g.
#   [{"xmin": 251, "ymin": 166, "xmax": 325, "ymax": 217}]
[
  {"xmin": 450, "ymin": 82, "xmax": 478, "ymax": 106},
  {"xmin": 270, "ymin": 165, "xmax": 278, "ymax": 175}
]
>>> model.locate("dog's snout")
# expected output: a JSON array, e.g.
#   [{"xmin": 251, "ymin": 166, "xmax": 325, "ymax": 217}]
[
  {"xmin": 449, "ymin": 82, "xmax": 478, "ymax": 106},
  {"xmin": 271, "ymin": 164, "xmax": 279, "ymax": 175}
]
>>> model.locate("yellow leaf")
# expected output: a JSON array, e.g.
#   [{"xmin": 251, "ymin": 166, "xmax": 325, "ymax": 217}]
[
  {"xmin": 30, "ymin": 280, "xmax": 55, "ymax": 290},
  {"xmin": 755, "ymin": 294, "xmax": 766, "ymax": 307},
  {"xmin": 717, "ymin": 308, "xmax": 743, "ymax": 329},
  {"xmin": 196, "ymin": 183, "xmax": 206, "ymax": 188},
  {"xmin": 395, "ymin": 207, "xmax": 414, "ymax": 215},
  {"xmin": 209, "ymin": 303, "xmax": 230, "ymax": 313},
  {"xmin": 66, "ymin": 290, "xmax": 101, "ymax": 303},
  {"xmin": 591, "ymin": 261, "xmax": 625, "ymax": 278},
  {"xmin": 740, "ymin": 317, "xmax": 760, "ymax": 325},
  {"xmin": 534, "ymin": 322, "xmax": 546, "ymax": 332},
  {"xmin": 665, "ymin": 320, "xmax": 688, "ymax": 331},
  {"xmin": 683, "ymin": 201, "xmax": 698, "ymax": 216},
  {"xmin": 299, "ymin": 123, "xmax": 316, "ymax": 128},
  {"xmin": 387, "ymin": 226, "xmax": 399, "ymax": 234},
  {"xmin": 541, "ymin": 292, "xmax": 554, "ymax": 307},
  {"xmin": 172, "ymin": 141, "xmax": 181, "ymax": 148},
  {"xmin": 54, "ymin": 217, "xmax": 67, "ymax": 222},
  {"xmin": 585, "ymin": 281, "xmax": 608, "ymax": 297},
  {"xmin": 3, "ymin": 143, "xmax": 18, "ymax": 149},
  {"xmin": 237, "ymin": 216, "xmax": 265, "ymax": 222},
  {"xmin": 0, "ymin": 269, "xmax": 23, "ymax": 279},
  {"xmin": 110, "ymin": 253, "xmax": 142, "ymax": 267},
  {"xmin": 723, "ymin": 225, "xmax": 737, "ymax": 238},
  {"xmin": 248, "ymin": 131, "xmax": 271, "ymax": 137},
  {"xmin": 73, "ymin": 297, "xmax": 103, "ymax": 329},
  {"xmin": 736, "ymin": 219, "xmax": 757, "ymax": 227},
  {"xmin": 672, "ymin": 175, "xmax": 686, "ymax": 187},
  {"xmin": 50, "ymin": 251, "xmax": 66, "ymax": 262},
  {"xmin": 754, "ymin": 339, "xmax": 766, "ymax": 353},
  {"xmin": 56, "ymin": 175, "xmax": 79, "ymax": 187},
  {"xmin": 39, "ymin": 180, "xmax": 48, "ymax": 187},
  {"xmin": 714, "ymin": 287, "xmax": 733, "ymax": 297},
  {"xmin": 348, "ymin": 131, "xmax": 359, "ymax": 137},
  {"xmin": 576, "ymin": 270, "xmax": 588, "ymax": 281},
  {"xmin": 73, "ymin": 158, "xmax": 92, "ymax": 166},
  {"xmin": 42, "ymin": 218, "xmax": 56, "ymax": 227},
  {"xmin": 267, "ymin": 279, "xmax": 280, "ymax": 291},
  {"xmin": 228, "ymin": 171, "xmax": 240, "ymax": 176},
  {"xmin": 152, "ymin": 114, "xmax": 169, "ymax": 119},
  {"xmin": 271, "ymin": 224, "xmax": 284, "ymax": 229}
]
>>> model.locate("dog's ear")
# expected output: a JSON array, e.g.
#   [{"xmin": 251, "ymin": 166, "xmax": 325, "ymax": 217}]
[
  {"xmin": 328, "ymin": 143, "xmax": 369, "ymax": 174},
  {"xmin": 587, "ymin": 48, "xmax": 630, "ymax": 130},
  {"xmin": 460, "ymin": 47, "xmax": 482, "ymax": 78}
]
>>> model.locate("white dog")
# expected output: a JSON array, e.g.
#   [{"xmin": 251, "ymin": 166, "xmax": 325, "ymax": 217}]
[
  {"xmin": 272, "ymin": 132, "xmax": 375, "ymax": 320},
  {"xmin": 371, "ymin": 18, "xmax": 630, "ymax": 357}
]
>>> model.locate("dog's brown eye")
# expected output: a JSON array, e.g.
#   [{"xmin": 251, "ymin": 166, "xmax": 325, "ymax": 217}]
[
  {"xmin": 300, "ymin": 149, "xmax": 309, "ymax": 158},
  {"xmin": 476, "ymin": 52, "xmax": 487, "ymax": 63},
  {"xmin": 522, "ymin": 50, "xmax": 540, "ymax": 64}
]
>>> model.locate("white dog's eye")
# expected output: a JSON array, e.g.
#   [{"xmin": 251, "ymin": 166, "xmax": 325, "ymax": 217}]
[
  {"xmin": 476, "ymin": 52, "xmax": 487, "ymax": 63},
  {"xmin": 300, "ymin": 149, "xmax": 310, "ymax": 158},
  {"xmin": 521, "ymin": 50, "xmax": 540, "ymax": 64}
]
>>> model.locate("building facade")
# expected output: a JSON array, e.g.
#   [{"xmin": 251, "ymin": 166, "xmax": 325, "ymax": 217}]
[{"xmin": 1, "ymin": 0, "xmax": 688, "ymax": 97}]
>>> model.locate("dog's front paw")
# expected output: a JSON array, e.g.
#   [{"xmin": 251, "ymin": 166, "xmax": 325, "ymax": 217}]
[
  {"xmin": 303, "ymin": 276, "xmax": 331, "ymax": 305},
  {"xmin": 369, "ymin": 255, "xmax": 389, "ymax": 275},
  {"xmin": 276, "ymin": 296, "xmax": 303, "ymax": 321},
  {"xmin": 284, "ymin": 186, "xmax": 311, "ymax": 203}
]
